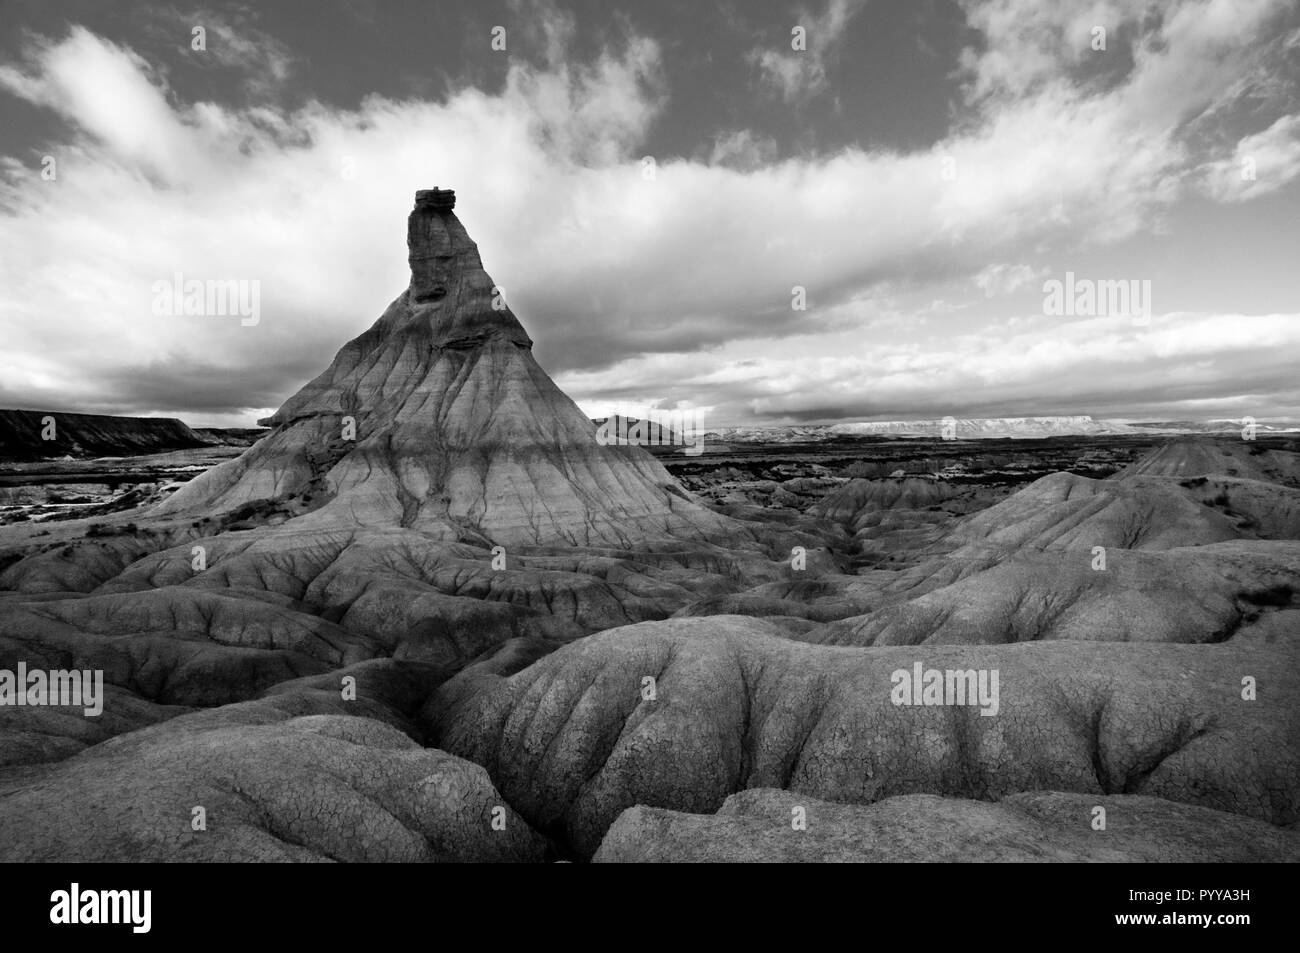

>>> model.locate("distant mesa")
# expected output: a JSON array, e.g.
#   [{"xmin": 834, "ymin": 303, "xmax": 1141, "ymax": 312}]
[{"xmin": 0, "ymin": 409, "xmax": 209, "ymax": 462}]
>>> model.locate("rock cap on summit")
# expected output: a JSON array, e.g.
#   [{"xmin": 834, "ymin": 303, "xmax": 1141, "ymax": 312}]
[{"xmin": 414, "ymin": 188, "xmax": 456, "ymax": 212}]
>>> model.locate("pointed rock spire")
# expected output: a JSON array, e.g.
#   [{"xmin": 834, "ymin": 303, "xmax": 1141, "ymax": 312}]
[
  {"xmin": 157, "ymin": 191, "xmax": 740, "ymax": 547},
  {"xmin": 405, "ymin": 186, "xmax": 532, "ymax": 351}
]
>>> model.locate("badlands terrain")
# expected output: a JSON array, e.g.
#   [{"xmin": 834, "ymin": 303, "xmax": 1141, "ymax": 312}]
[{"xmin": 1, "ymin": 190, "xmax": 1297, "ymax": 862}]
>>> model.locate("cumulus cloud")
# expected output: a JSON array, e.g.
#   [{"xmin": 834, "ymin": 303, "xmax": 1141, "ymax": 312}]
[
  {"xmin": 557, "ymin": 310, "xmax": 1300, "ymax": 424},
  {"xmin": 1197, "ymin": 112, "xmax": 1300, "ymax": 201},
  {"xmin": 972, "ymin": 263, "xmax": 1047, "ymax": 297},
  {"xmin": 167, "ymin": 8, "xmax": 296, "ymax": 95},
  {"xmin": 706, "ymin": 130, "xmax": 779, "ymax": 170},
  {"xmin": 747, "ymin": 0, "xmax": 865, "ymax": 103},
  {"xmin": 956, "ymin": 0, "xmax": 1148, "ymax": 101},
  {"xmin": 0, "ymin": 0, "xmax": 1297, "ymax": 426}
]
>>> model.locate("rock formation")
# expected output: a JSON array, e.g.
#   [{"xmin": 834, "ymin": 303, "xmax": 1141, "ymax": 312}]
[
  {"xmin": 431, "ymin": 617, "xmax": 1299, "ymax": 858},
  {"xmin": 0, "ymin": 663, "xmax": 550, "ymax": 862},
  {"xmin": 156, "ymin": 190, "xmax": 741, "ymax": 548},
  {"xmin": 1117, "ymin": 436, "xmax": 1300, "ymax": 485},
  {"xmin": 594, "ymin": 789, "xmax": 1300, "ymax": 863},
  {"xmin": 812, "ymin": 541, "xmax": 1300, "ymax": 646}
]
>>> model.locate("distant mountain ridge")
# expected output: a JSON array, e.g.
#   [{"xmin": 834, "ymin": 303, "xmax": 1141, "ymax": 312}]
[
  {"xmin": 704, "ymin": 415, "xmax": 1139, "ymax": 443},
  {"xmin": 1127, "ymin": 419, "xmax": 1300, "ymax": 434}
]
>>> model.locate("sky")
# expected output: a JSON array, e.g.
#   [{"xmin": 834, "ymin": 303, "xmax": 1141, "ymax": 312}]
[{"xmin": 0, "ymin": 0, "xmax": 1298, "ymax": 428}]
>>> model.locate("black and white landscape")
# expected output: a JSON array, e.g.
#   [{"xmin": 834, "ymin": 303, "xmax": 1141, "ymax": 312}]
[{"xmin": 1, "ymin": 0, "xmax": 1298, "ymax": 865}]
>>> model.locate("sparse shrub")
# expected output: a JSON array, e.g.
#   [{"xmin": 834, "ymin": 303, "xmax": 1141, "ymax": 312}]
[
  {"xmin": 1242, "ymin": 584, "xmax": 1294, "ymax": 607},
  {"xmin": 85, "ymin": 522, "xmax": 136, "ymax": 538},
  {"xmin": 225, "ymin": 498, "xmax": 282, "ymax": 524}
]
